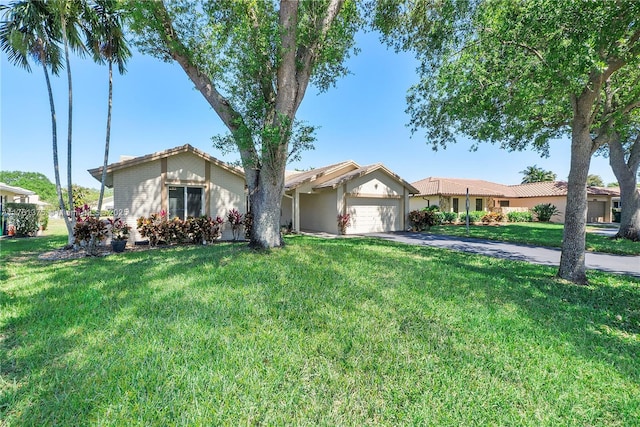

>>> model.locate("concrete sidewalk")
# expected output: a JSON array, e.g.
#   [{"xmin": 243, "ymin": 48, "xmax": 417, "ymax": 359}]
[{"xmin": 366, "ymin": 232, "xmax": 640, "ymax": 278}]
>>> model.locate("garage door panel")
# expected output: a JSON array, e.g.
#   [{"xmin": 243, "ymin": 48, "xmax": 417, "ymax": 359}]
[
  {"xmin": 347, "ymin": 198, "xmax": 400, "ymax": 233},
  {"xmin": 587, "ymin": 201, "xmax": 606, "ymax": 223}
]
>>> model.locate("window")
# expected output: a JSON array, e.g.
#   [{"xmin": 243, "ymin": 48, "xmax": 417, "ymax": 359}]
[
  {"xmin": 169, "ymin": 186, "xmax": 203, "ymax": 219},
  {"xmin": 475, "ymin": 198, "xmax": 483, "ymax": 211},
  {"xmin": 452, "ymin": 198, "xmax": 459, "ymax": 213},
  {"xmin": 499, "ymin": 200, "xmax": 510, "ymax": 207}
]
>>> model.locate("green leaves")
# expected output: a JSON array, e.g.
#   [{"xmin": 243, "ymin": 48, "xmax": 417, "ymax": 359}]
[{"xmin": 379, "ymin": 0, "xmax": 640, "ymax": 153}]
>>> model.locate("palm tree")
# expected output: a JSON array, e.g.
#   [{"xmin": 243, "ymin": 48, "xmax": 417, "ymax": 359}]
[
  {"xmin": 0, "ymin": 1, "xmax": 73, "ymax": 242},
  {"xmin": 520, "ymin": 165, "xmax": 557, "ymax": 184},
  {"xmin": 83, "ymin": 0, "xmax": 131, "ymax": 216},
  {"xmin": 49, "ymin": 0, "xmax": 87, "ymax": 242}
]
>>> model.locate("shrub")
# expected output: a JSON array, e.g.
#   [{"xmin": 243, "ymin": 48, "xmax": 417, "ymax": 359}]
[
  {"xmin": 507, "ymin": 211, "xmax": 533, "ymax": 223},
  {"xmin": 108, "ymin": 217, "xmax": 131, "ymax": 241},
  {"xmin": 532, "ymin": 203, "xmax": 561, "ymax": 222},
  {"xmin": 426, "ymin": 210, "xmax": 444, "ymax": 227},
  {"xmin": 442, "ymin": 211, "xmax": 458, "ymax": 224},
  {"xmin": 137, "ymin": 211, "xmax": 169, "ymax": 246},
  {"xmin": 459, "ymin": 210, "xmax": 485, "ymax": 223},
  {"xmin": 337, "ymin": 213, "xmax": 351, "ymax": 234},
  {"xmin": 4, "ymin": 203, "xmax": 39, "ymax": 237},
  {"xmin": 481, "ymin": 211, "xmax": 504, "ymax": 224},
  {"xmin": 38, "ymin": 209, "xmax": 49, "ymax": 231},
  {"xmin": 408, "ymin": 209, "xmax": 442, "ymax": 231},
  {"xmin": 73, "ymin": 205, "xmax": 108, "ymax": 255},
  {"xmin": 186, "ymin": 216, "xmax": 224, "ymax": 244},
  {"xmin": 138, "ymin": 212, "xmax": 228, "ymax": 246},
  {"xmin": 227, "ymin": 208, "xmax": 244, "ymax": 241}
]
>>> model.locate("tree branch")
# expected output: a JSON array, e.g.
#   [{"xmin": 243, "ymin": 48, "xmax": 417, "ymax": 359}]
[
  {"xmin": 628, "ymin": 132, "xmax": 640, "ymax": 170},
  {"xmin": 247, "ymin": 3, "xmax": 276, "ymax": 108},
  {"xmin": 153, "ymin": 1, "xmax": 259, "ymax": 167},
  {"xmin": 275, "ymin": 0, "xmax": 299, "ymax": 120},
  {"xmin": 154, "ymin": 1, "xmax": 242, "ymax": 133},
  {"xmin": 293, "ymin": 0, "xmax": 344, "ymax": 111}
]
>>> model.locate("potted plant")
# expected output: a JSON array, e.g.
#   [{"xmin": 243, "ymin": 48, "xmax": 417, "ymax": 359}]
[{"xmin": 108, "ymin": 218, "xmax": 131, "ymax": 253}]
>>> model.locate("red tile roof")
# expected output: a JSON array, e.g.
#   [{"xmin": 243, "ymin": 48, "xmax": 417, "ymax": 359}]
[
  {"xmin": 411, "ymin": 177, "xmax": 621, "ymax": 198},
  {"xmin": 411, "ymin": 177, "xmax": 512, "ymax": 197}
]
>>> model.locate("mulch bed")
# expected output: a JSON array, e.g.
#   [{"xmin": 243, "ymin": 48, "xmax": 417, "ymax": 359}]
[{"xmin": 37, "ymin": 240, "xmax": 247, "ymax": 261}]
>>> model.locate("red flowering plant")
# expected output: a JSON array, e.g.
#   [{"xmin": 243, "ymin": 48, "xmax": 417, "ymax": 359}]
[
  {"xmin": 227, "ymin": 208, "xmax": 244, "ymax": 241},
  {"xmin": 73, "ymin": 204, "xmax": 108, "ymax": 255},
  {"xmin": 187, "ymin": 215, "xmax": 225, "ymax": 244},
  {"xmin": 337, "ymin": 213, "xmax": 351, "ymax": 235},
  {"xmin": 108, "ymin": 217, "xmax": 131, "ymax": 241},
  {"xmin": 136, "ymin": 210, "xmax": 168, "ymax": 246}
]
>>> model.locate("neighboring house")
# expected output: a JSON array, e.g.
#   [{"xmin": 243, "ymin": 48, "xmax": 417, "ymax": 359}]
[
  {"xmin": 0, "ymin": 182, "xmax": 46, "ymax": 235},
  {"xmin": 411, "ymin": 177, "xmax": 620, "ymax": 223},
  {"xmin": 0, "ymin": 181, "xmax": 36, "ymax": 205},
  {"xmin": 89, "ymin": 144, "xmax": 247, "ymax": 241},
  {"xmin": 89, "ymin": 145, "xmax": 419, "ymax": 241},
  {"xmin": 90, "ymin": 196, "xmax": 115, "ymax": 211},
  {"xmin": 282, "ymin": 161, "xmax": 419, "ymax": 234}
]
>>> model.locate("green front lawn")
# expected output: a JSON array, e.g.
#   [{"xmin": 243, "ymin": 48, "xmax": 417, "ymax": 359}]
[
  {"xmin": 1, "ymin": 224, "xmax": 639, "ymax": 425},
  {"xmin": 428, "ymin": 222, "xmax": 640, "ymax": 255}
]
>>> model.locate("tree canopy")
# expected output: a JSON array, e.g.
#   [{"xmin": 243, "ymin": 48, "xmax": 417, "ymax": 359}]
[
  {"xmin": 586, "ymin": 174, "xmax": 604, "ymax": 187},
  {"xmin": 0, "ymin": 171, "xmax": 57, "ymax": 205},
  {"xmin": 376, "ymin": 0, "xmax": 640, "ymax": 284},
  {"xmin": 127, "ymin": 0, "xmax": 362, "ymax": 248}
]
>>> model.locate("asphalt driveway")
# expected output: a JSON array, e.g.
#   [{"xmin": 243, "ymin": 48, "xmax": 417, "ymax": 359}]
[{"xmin": 367, "ymin": 232, "xmax": 640, "ymax": 278}]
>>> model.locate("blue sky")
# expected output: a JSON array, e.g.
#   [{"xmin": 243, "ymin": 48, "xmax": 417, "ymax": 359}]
[{"xmin": 1, "ymin": 30, "xmax": 617, "ymax": 189}]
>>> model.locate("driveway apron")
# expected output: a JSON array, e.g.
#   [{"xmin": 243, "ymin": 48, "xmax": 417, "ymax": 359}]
[{"xmin": 366, "ymin": 232, "xmax": 640, "ymax": 278}]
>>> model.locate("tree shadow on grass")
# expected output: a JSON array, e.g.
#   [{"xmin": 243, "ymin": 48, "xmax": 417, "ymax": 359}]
[
  {"xmin": 349, "ymin": 237, "xmax": 640, "ymax": 380},
  {"xmin": 1, "ymin": 236, "xmax": 639, "ymax": 424}
]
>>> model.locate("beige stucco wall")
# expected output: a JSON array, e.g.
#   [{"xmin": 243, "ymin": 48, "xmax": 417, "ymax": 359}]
[
  {"xmin": 167, "ymin": 152, "xmax": 206, "ymax": 182},
  {"xmin": 113, "ymin": 159, "xmax": 162, "ymax": 241},
  {"xmin": 300, "ymin": 190, "xmax": 339, "ymax": 233},
  {"xmin": 409, "ymin": 195, "xmax": 439, "ymax": 211},
  {"xmin": 505, "ymin": 196, "xmax": 567, "ymax": 222},
  {"xmin": 346, "ymin": 170, "xmax": 404, "ymax": 197},
  {"xmin": 209, "ymin": 163, "xmax": 246, "ymax": 240},
  {"xmin": 281, "ymin": 195, "xmax": 294, "ymax": 228},
  {"xmin": 113, "ymin": 152, "xmax": 247, "ymax": 242}
]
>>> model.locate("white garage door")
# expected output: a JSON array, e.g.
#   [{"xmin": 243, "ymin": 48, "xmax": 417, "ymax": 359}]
[{"xmin": 347, "ymin": 198, "xmax": 401, "ymax": 233}]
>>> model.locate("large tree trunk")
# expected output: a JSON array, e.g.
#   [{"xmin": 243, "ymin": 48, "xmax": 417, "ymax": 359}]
[
  {"xmin": 558, "ymin": 112, "xmax": 593, "ymax": 285},
  {"xmin": 245, "ymin": 163, "xmax": 285, "ymax": 248},
  {"xmin": 609, "ymin": 136, "xmax": 640, "ymax": 241},
  {"xmin": 149, "ymin": 0, "xmax": 345, "ymax": 249}
]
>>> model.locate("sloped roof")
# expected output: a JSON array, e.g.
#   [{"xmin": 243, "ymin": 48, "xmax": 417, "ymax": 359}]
[
  {"xmin": 412, "ymin": 177, "xmax": 621, "ymax": 198},
  {"xmin": 284, "ymin": 161, "xmax": 358, "ymax": 190},
  {"xmin": 411, "ymin": 177, "xmax": 512, "ymax": 197},
  {"xmin": 509, "ymin": 181, "xmax": 569, "ymax": 197},
  {"xmin": 510, "ymin": 181, "xmax": 621, "ymax": 197},
  {"xmin": 0, "ymin": 182, "xmax": 35, "ymax": 195},
  {"xmin": 285, "ymin": 161, "xmax": 419, "ymax": 193},
  {"xmin": 88, "ymin": 144, "xmax": 244, "ymax": 187},
  {"xmin": 314, "ymin": 164, "xmax": 419, "ymax": 193}
]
